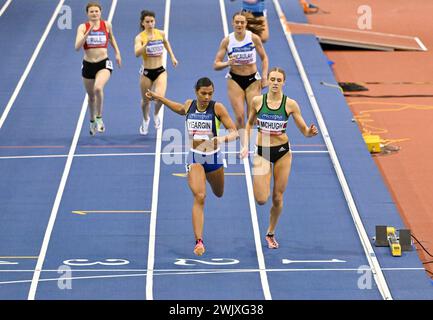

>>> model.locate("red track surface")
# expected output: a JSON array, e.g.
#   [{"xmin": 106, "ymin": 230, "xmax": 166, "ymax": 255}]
[{"xmin": 305, "ymin": 0, "xmax": 433, "ymax": 277}]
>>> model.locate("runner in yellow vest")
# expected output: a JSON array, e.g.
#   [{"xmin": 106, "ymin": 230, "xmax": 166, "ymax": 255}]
[{"xmin": 134, "ymin": 10, "xmax": 178, "ymax": 135}]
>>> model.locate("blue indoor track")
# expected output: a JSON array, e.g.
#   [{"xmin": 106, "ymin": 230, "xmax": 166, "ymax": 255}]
[{"xmin": 0, "ymin": 0, "xmax": 432, "ymax": 300}]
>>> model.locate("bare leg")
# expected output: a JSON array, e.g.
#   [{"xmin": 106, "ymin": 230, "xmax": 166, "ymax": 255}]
[
  {"xmin": 227, "ymin": 80, "xmax": 248, "ymax": 130},
  {"xmin": 152, "ymin": 71, "xmax": 167, "ymax": 117},
  {"xmin": 252, "ymin": 154, "xmax": 272, "ymax": 205},
  {"xmin": 268, "ymin": 152, "xmax": 292, "ymax": 234},
  {"xmin": 139, "ymin": 75, "xmax": 153, "ymax": 121},
  {"xmin": 188, "ymin": 163, "xmax": 207, "ymax": 241},
  {"xmin": 206, "ymin": 166, "xmax": 224, "ymax": 198},
  {"xmin": 93, "ymin": 69, "xmax": 111, "ymax": 118},
  {"xmin": 245, "ymin": 80, "xmax": 262, "ymax": 123},
  {"xmin": 83, "ymin": 78, "xmax": 96, "ymax": 121}
]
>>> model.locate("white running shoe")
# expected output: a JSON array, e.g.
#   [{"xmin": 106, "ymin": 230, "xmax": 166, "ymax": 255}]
[
  {"xmin": 89, "ymin": 121, "xmax": 97, "ymax": 136},
  {"xmin": 95, "ymin": 117, "xmax": 105, "ymax": 133},
  {"xmin": 154, "ymin": 114, "xmax": 161, "ymax": 129},
  {"xmin": 139, "ymin": 118, "xmax": 150, "ymax": 135}
]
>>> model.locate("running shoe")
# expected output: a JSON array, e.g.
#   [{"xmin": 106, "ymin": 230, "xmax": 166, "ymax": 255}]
[
  {"xmin": 89, "ymin": 121, "xmax": 97, "ymax": 136},
  {"xmin": 95, "ymin": 117, "xmax": 105, "ymax": 133},
  {"xmin": 265, "ymin": 233, "xmax": 279, "ymax": 249},
  {"xmin": 139, "ymin": 118, "xmax": 150, "ymax": 135},
  {"xmin": 154, "ymin": 114, "xmax": 161, "ymax": 129},
  {"xmin": 193, "ymin": 239, "xmax": 205, "ymax": 256}
]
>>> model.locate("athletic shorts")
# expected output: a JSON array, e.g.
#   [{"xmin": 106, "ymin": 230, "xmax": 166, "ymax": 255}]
[
  {"xmin": 226, "ymin": 71, "xmax": 261, "ymax": 91},
  {"xmin": 82, "ymin": 58, "xmax": 113, "ymax": 79},
  {"xmin": 186, "ymin": 149, "xmax": 225, "ymax": 173},
  {"xmin": 255, "ymin": 142, "xmax": 291, "ymax": 163},
  {"xmin": 139, "ymin": 65, "xmax": 166, "ymax": 82}
]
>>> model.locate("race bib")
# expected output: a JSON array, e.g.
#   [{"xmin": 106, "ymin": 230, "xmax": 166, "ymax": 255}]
[
  {"xmin": 257, "ymin": 114, "xmax": 287, "ymax": 135},
  {"xmin": 87, "ymin": 31, "xmax": 107, "ymax": 46},
  {"xmin": 146, "ymin": 40, "xmax": 164, "ymax": 57}
]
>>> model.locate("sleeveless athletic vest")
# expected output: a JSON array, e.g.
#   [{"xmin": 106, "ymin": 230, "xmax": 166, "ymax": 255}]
[
  {"xmin": 256, "ymin": 94, "xmax": 289, "ymax": 135},
  {"xmin": 140, "ymin": 29, "xmax": 164, "ymax": 61},
  {"xmin": 186, "ymin": 100, "xmax": 220, "ymax": 141},
  {"xmin": 227, "ymin": 31, "xmax": 256, "ymax": 65},
  {"xmin": 84, "ymin": 20, "xmax": 109, "ymax": 50}
]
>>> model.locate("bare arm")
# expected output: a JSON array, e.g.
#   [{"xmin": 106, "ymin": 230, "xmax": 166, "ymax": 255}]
[
  {"xmin": 75, "ymin": 23, "xmax": 92, "ymax": 51},
  {"xmin": 213, "ymin": 37, "xmax": 234, "ymax": 71},
  {"xmin": 290, "ymin": 99, "xmax": 318, "ymax": 137},
  {"xmin": 214, "ymin": 103, "xmax": 239, "ymax": 144},
  {"xmin": 134, "ymin": 34, "xmax": 147, "ymax": 58},
  {"xmin": 161, "ymin": 31, "xmax": 178, "ymax": 67},
  {"xmin": 241, "ymin": 95, "xmax": 261, "ymax": 157},
  {"xmin": 134, "ymin": 34, "xmax": 146, "ymax": 57},
  {"xmin": 145, "ymin": 89, "xmax": 187, "ymax": 115},
  {"xmin": 106, "ymin": 21, "xmax": 122, "ymax": 67},
  {"xmin": 252, "ymin": 34, "xmax": 268, "ymax": 87}
]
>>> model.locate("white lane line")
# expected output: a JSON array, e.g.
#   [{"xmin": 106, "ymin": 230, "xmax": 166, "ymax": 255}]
[
  {"xmin": 218, "ymin": 0, "xmax": 272, "ymax": 301},
  {"xmin": 0, "ymin": 266, "xmax": 425, "ymax": 273},
  {"xmin": 1, "ymin": 267, "xmax": 427, "ymax": 286},
  {"xmin": 146, "ymin": 0, "xmax": 171, "ymax": 301},
  {"xmin": 272, "ymin": 0, "xmax": 392, "ymax": 300},
  {"xmin": 218, "ymin": 0, "xmax": 229, "ymax": 37},
  {"xmin": 0, "ymin": 0, "xmax": 65, "ymax": 129},
  {"xmin": 27, "ymin": 97, "xmax": 89, "ymax": 300},
  {"xmin": 0, "ymin": 154, "xmax": 67, "ymax": 160},
  {"xmin": 0, "ymin": 150, "xmax": 329, "ymax": 160},
  {"xmin": 242, "ymin": 158, "xmax": 272, "ymax": 300},
  {"xmin": 0, "ymin": 0, "xmax": 12, "ymax": 17},
  {"xmin": 26, "ymin": 0, "xmax": 118, "ymax": 301}
]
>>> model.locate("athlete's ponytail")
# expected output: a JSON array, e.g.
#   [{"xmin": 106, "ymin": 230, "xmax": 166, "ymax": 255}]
[{"xmin": 232, "ymin": 11, "xmax": 265, "ymax": 38}]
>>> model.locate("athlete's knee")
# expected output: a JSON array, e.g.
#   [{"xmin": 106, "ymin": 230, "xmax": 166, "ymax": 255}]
[
  {"xmin": 255, "ymin": 193, "xmax": 269, "ymax": 206},
  {"xmin": 194, "ymin": 192, "xmax": 206, "ymax": 204},
  {"xmin": 94, "ymin": 85, "xmax": 104, "ymax": 96},
  {"xmin": 272, "ymin": 194, "xmax": 284, "ymax": 209},
  {"xmin": 257, "ymin": 199, "xmax": 267, "ymax": 206}
]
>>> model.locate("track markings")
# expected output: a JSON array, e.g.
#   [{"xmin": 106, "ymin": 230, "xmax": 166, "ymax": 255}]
[
  {"xmin": 218, "ymin": 0, "xmax": 272, "ymax": 301},
  {"xmin": 0, "ymin": 0, "xmax": 65, "ymax": 129},
  {"xmin": 273, "ymin": 0, "xmax": 392, "ymax": 300},
  {"xmin": 0, "ymin": 0, "xmax": 12, "ymax": 17},
  {"xmin": 27, "ymin": 0, "xmax": 119, "ymax": 301},
  {"xmin": 63, "ymin": 259, "xmax": 130, "ymax": 267},
  {"xmin": 146, "ymin": 0, "xmax": 172, "ymax": 301},
  {"xmin": 0, "ymin": 256, "xmax": 38, "ymax": 266},
  {"xmin": 174, "ymin": 258, "xmax": 240, "ymax": 266},
  {"xmin": 71, "ymin": 210, "xmax": 150, "ymax": 216},
  {"xmin": 0, "ymin": 150, "xmax": 328, "ymax": 161},
  {"xmin": 282, "ymin": 258, "xmax": 346, "ymax": 264},
  {"xmin": 0, "ymin": 267, "xmax": 426, "ymax": 287},
  {"xmin": 172, "ymin": 172, "xmax": 245, "ymax": 178}
]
